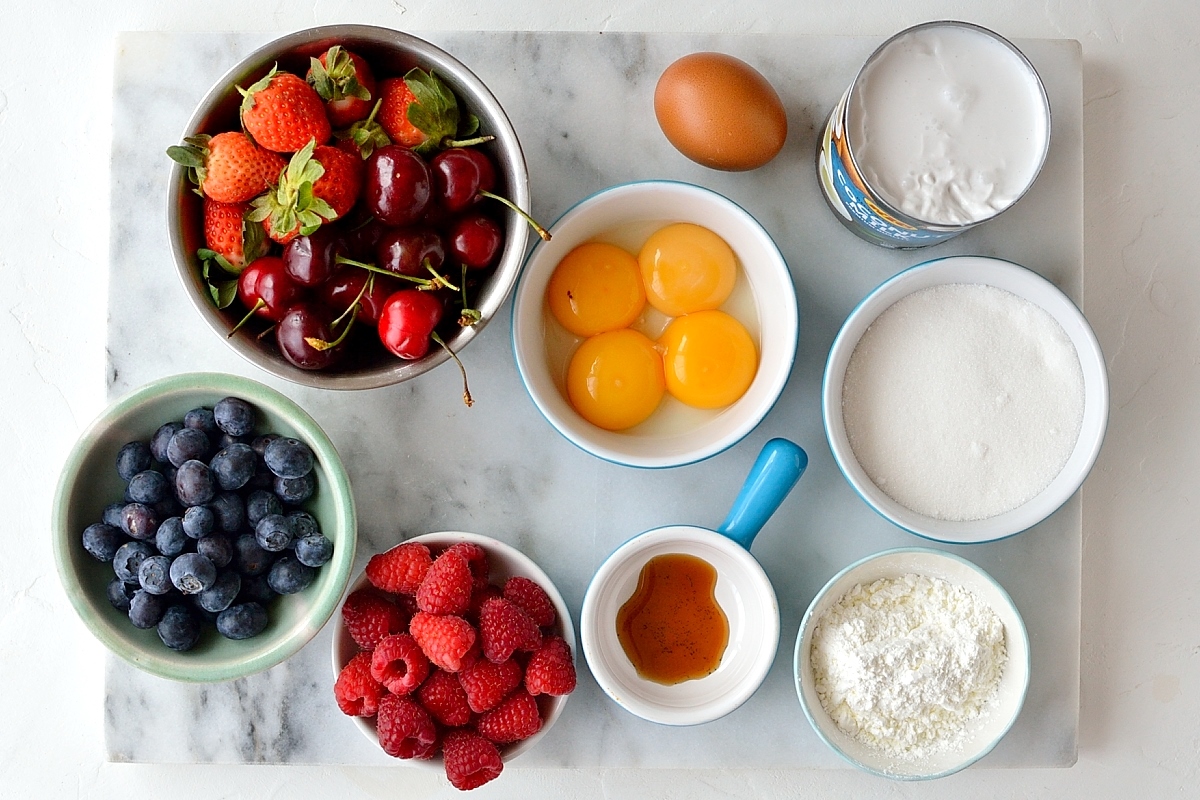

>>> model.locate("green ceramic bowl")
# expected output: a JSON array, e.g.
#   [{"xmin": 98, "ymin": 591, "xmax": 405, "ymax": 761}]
[{"xmin": 52, "ymin": 372, "xmax": 357, "ymax": 682}]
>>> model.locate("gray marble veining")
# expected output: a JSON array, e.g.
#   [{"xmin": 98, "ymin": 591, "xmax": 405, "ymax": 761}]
[{"xmin": 105, "ymin": 30, "xmax": 1082, "ymax": 767}]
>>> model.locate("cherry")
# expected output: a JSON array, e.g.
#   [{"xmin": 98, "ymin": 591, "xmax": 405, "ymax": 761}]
[
  {"xmin": 343, "ymin": 216, "xmax": 389, "ymax": 261},
  {"xmin": 376, "ymin": 227, "xmax": 446, "ymax": 278},
  {"xmin": 275, "ymin": 302, "xmax": 345, "ymax": 370},
  {"xmin": 364, "ymin": 144, "xmax": 432, "ymax": 226},
  {"xmin": 448, "ymin": 212, "xmax": 503, "ymax": 269},
  {"xmin": 230, "ymin": 256, "xmax": 304, "ymax": 337},
  {"xmin": 317, "ymin": 267, "xmax": 399, "ymax": 326},
  {"xmin": 283, "ymin": 227, "xmax": 344, "ymax": 287},
  {"xmin": 431, "ymin": 148, "xmax": 495, "ymax": 213},
  {"xmin": 378, "ymin": 289, "xmax": 444, "ymax": 360}
]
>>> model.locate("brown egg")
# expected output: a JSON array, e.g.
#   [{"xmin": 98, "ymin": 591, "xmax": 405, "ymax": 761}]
[{"xmin": 654, "ymin": 52, "xmax": 788, "ymax": 172}]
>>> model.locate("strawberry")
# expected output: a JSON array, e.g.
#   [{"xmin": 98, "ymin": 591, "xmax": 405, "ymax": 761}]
[
  {"xmin": 247, "ymin": 140, "xmax": 363, "ymax": 244},
  {"xmin": 416, "ymin": 548, "xmax": 474, "ymax": 615},
  {"xmin": 167, "ymin": 131, "xmax": 285, "ymax": 204},
  {"xmin": 409, "ymin": 611, "xmax": 477, "ymax": 673},
  {"xmin": 365, "ymin": 541, "xmax": 432, "ymax": 595},
  {"xmin": 200, "ymin": 197, "xmax": 268, "ymax": 276},
  {"xmin": 524, "ymin": 635, "xmax": 577, "ymax": 697},
  {"xmin": 334, "ymin": 98, "xmax": 390, "ymax": 160},
  {"xmin": 377, "ymin": 69, "xmax": 489, "ymax": 155},
  {"xmin": 476, "ymin": 689, "xmax": 542, "ymax": 745},
  {"xmin": 370, "ymin": 633, "xmax": 431, "ymax": 695},
  {"xmin": 502, "ymin": 576, "xmax": 556, "ymax": 628},
  {"xmin": 239, "ymin": 66, "xmax": 332, "ymax": 153},
  {"xmin": 478, "ymin": 596, "xmax": 542, "ymax": 664},
  {"xmin": 376, "ymin": 77, "xmax": 426, "ymax": 149},
  {"xmin": 458, "ymin": 656, "xmax": 522, "ymax": 714},
  {"xmin": 307, "ymin": 45, "xmax": 377, "ymax": 128},
  {"xmin": 333, "ymin": 651, "xmax": 383, "ymax": 717},
  {"xmin": 442, "ymin": 730, "xmax": 503, "ymax": 791},
  {"xmin": 377, "ymin": 693, "xmax": 439, "ymax": 760},
  {"xmin": 417, "ymin": 668, "xmax": 473, "ymax": 727},
  {"xmin": 341, "ymin": 588, "xmax": 410, "ymax": 650}
]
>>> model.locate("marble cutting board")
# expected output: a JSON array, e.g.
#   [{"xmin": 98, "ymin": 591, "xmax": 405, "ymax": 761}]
[{"xmin": 105, "ymin": 30, "xmax": 1083, "ymax": 768}]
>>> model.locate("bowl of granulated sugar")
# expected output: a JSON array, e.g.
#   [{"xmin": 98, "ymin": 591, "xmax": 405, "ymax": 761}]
[{"xmin": 823, "ymin": 256, "xmax": 1107, "ymax": 543}]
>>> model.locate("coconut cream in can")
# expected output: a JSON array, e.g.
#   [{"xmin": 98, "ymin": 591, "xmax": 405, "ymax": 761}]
[{"xmin": 817, "ymin": 21, "xmax": 1051, "ymax": 248}]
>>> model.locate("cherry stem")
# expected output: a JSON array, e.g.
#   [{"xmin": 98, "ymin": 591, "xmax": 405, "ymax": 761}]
[
  {"xmin": 336, "ymin": 254, "xmax": 458, "ymax": 291},
  {"xmin": 424, "ymin": 260, "xmax": 459, "ymax": 292},
  {"xmin": 458, "ymin": 263, "xmax": 481, "ymax": 327},
  {"xmin": 228, "ymin": 299, "xmax": 265, "ymax": 337},
  {"xmin": 478, "ymin": 189, "xmax": 552, "ymax": 241},
  {"xmin": 431, "ymin": 331, "xmax": 473, "ymax": 408},
  {"xmin": 330, "ymin": 274, "xmax": 371, "ymax": 328},
  {"xmin": 442, "ymin": 134, "xmax": 495, "ymax": 148},
  {"xmin": 305, "ymin": 309, "xmax": 355, "ymax": 351}
]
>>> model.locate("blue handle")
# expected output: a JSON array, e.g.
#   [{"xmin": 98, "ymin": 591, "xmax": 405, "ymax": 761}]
[{"xmin": 717, "ymin": 438, "xmax": 808, "ymax": 551}]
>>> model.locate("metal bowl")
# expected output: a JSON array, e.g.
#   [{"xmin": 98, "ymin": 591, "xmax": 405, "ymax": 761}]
[{"xmin": 167, "ymin": 25, "xmax": 530, "ymax": 390}]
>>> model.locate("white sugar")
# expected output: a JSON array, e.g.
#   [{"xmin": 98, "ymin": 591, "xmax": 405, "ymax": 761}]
[{"xmin": 842, "ymin": 283, "xmax": 1084, "ymax": 521}]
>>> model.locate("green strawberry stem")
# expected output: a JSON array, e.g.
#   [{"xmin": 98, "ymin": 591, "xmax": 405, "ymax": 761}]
[
  {"xmin": 432, "ymin": 331, "xmax": 473, "ymax": 408},
  {"xmin": 478, "ymin": 190, "xmax": 552, "ymax": 241},
  {"xmin": 228, "ymin": 299, "xmax": 265, "ymax": 338}
]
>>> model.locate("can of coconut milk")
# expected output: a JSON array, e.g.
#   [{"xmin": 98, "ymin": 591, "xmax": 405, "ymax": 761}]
[{"xmin": 817, "ymin": 21, "xmax": 1051, "ymax": 248}]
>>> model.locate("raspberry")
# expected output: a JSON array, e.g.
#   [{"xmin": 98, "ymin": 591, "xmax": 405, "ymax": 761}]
[
  {"xmin": 416, "ymin": 548, "xmax": 474, "ymax": 615},
  {"xmin": 466, "ymin": 582, "xmax": 501, "ymax": 620},
  {"xmin": 502, "ymin": 576, "xmax": 556, "ymax": 627},
  {"xmin": 476, "ymin": 689, "xmax": 542, "ymax": 744},
  {"xmin": 442, "ymin": 730, "xmax": 503, "ymax": 791},
  {"xmin": 333, "ymin": 651, "xmax": 382, "ymax": 717},
  {"xmin": 416, "ymin": 668, "xmax": 472, "ymax": 727},
  {"xmin": 376, "ymin": 693, "xmax": 438, "ymax": 760},
  {"xmin": 409, "ymin": 611, "xmax": 477, "ymax": 672},
  {"xmin": 447, "ymin": 541, "xmax": 489, "ymax": 588},
  {"xmin": 458, "ymin": 656, "xmax": 523, "ymax": 713},
  {"xmin": 370, "ymin": 633, "xmax": 430, "ymax": 695},
  {"xmin": 365, "ymin": 541, "xmax": 431, "ymax": 595},
  {"xmin": 341, "ymin": 589, "xmax": 409, "ymax": 650},
  {"xmin": 478, "ymin": 596, "xmax": 542, "ymax": 663},
  {"xmin": 524, "ymin": 635, "xmax": 577, "ymax": 697}
]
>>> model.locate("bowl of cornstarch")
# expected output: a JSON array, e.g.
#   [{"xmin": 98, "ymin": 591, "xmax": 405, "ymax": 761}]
[
  {"xmin": 794, "ymin": 548, "xmax": 1030, "ymax": 779},
  {"xmin": 823, "ymin": 255, "xmax": 1108, "ymax": 543}
]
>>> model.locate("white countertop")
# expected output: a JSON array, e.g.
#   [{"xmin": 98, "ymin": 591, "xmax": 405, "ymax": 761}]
[{"xmin": 5, "ymin": 1, "xmax": 1197, "ymax": 797}]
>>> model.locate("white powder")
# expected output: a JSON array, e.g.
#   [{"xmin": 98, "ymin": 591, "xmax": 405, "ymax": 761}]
[
  {"xmin": 841, "ymin": 283, "xmax": 1085, "ymax": 521},
  {"xmin": 810, "ymin": 573, "xmax": 1007, "ymax": 760}
]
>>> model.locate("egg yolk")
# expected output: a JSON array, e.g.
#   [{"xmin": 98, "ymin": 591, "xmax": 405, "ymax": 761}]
[
  {"xmin": 546, "ymin": 242, "xmax": 646, "ymax": 337},
  {"xmin": 638, "ymin": 223, "xmax": 736, "ymax": 317},
  {"xmin": 659, "ymin": 310, "xmax": 758, "ymax": 409},
  {"xmin": 567, "ymin": 329, "xmax": 666, "ymax": 431}
]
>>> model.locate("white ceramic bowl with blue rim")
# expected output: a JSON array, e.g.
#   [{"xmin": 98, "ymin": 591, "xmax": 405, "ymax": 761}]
[
  {"xmin": 794, "ymin": 547, "xmax": 1031, "ymax": 780},
  {"xmin": 822, "ymin": 255, "xmax": 1108, "ymax": 543},
  {"xmin": 511, "ymin": 180, "xmax": 799, "ymax": 469},
  {"xmin": 581, "ymin": 438, "xmax": 807, "ymax": 725}
]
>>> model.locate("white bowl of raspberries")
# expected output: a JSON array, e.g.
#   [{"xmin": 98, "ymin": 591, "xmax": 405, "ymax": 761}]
[
  {"xmin": 167, "ymin": 25, "xmax": 536, "ymax": 393},
  {"xmin": 332, "ymin": 531, "xmax": 577, "ymax": 791}
]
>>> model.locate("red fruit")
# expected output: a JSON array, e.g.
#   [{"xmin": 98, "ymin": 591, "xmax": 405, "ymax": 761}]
[
  {"xmin": 478, "ymin": 596, "xmax": 542, "ymax": 664},
  {"xmin": 334, "ymin": 651, "xmax": 383, "ymax": 717},
  {"xmin": 376, "ymin": 693, "xmax": 438, "ymax": 760},
  {"xmin": 249, "ymin": 142, "xmax": 363, "ymax": 244},
  {"xmin": 448, "ymin": 212, "xmax": 503, "ymax": 270},
  {"xmin": 502, "ymin": 576, "xmax": 557, "ymax": 628},
  {"xmin": 311, "ymin": 144, "xmax": 364, "ymax": 219},
  {"xmin": 317, "ymin": 267, "xmax": 401, "ymax": 326},
  {"xmin": 416, "ymin": 668, "xmax": 473, "ymax": 727},
  {"xmin": 341, "ymin": 589, "xmax": 409, "ymax": 650},
  {"xmin": 458, "ymin": 656, "xmax": 523, "ymax": 714},
  {"xmin": 365, "ymin": 541, "xmax": 432, "ymax": 595},
  {"xmin": 409, "ymin": 611, "xmax": 477, "ymax": 672},
  {"xmin": 377, "ymin": 289, "xmax": 444, "ymax": 360},
  {"xmin": 524, "ymin": 635, "xmax": 577, "ymax": 697},
  {"xmin": 240, "ymin": 67, "xmax": 332, "ymax": 153},
  {"xmin": 236, "ymin": 256, "xmax": 303, "ymax": 322},
  {"xmin": 466, "ymin": 583, "xmax": 501, "ymax": 620},
  {"xmin": 370, "ymin": 633, "xmax": 431, "ymax": 695},
  {"xmin": 364, "ymin": 144, "xmax": 433, "ymax": 227},
  {"xmin": 476, "ymin": 689, "xmax": 542, "ymax": 744},
  {"xmin": 274, "ymin": 302, "xmax": 346, "ymax": 371},
  {"xmin": 307, "ymin": 46, "xmax": 376, "ymax": 128},
  {"xmin": 203, "ymin": 198, "xmax": 262, "ymax": 270},
  {"xmin": 377, "ymin": 77, "xmax": 426, "ymax": 148},
  {"xmin": 431, "ymin": 147, "xmax": 495, "ymax": 213},
  {"xmin": 446, "ymin": 542, "xmax": 488, "ymax": 583},
  {"xmin": 168, "ymin": 131, "xmax": 286, "ymax": 205},
  {"xmin": 416, "ymin": 548, "xmax": 474, "ymax": 615},
  {"xmin": 442, "ymin": 730, "xmax": 503, "ymax": 791}
]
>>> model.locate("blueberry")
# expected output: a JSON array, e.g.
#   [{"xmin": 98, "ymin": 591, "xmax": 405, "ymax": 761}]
[
  {"xmin": 170, "ymin": 552, "xmax": 217, "ymax": 595},
  {"xmin": 154, "ymin": 494, "xmax": 183, "ymax": 520},
  {"xmin": 273, "ymin": 472, "xmax": 315, "ymax": 505},
  {"xmin": 294, "ymin": 534, "xmax": 334, "ymax": 568},
  {"xmin": 183, "ymin": 407, "xmax": 219, "ymax": 438},
  {"xmin": 247, "ymin": 466, "xmax": 275, "ymax": 491},
  {"xmin": 112, "ymin": 541, "xmax": 156, "ymax": 584},
  {"xmin": 157, "ymin": 604, "xmax": 201, "ymax": 651},
  {"xmin": 255, "ymin": 514, "xmax": 293, "ymax": 552},
  {"xmin": 267, "ymin": 556, "xmax": 316, "ymax": 595},
  {"xmin": 150, "ymin": 422, "xmax": 183, "ymax": 464},
  {"xmin": 125, "ymin": 469, "xmax": 169, "ymax": 505},
  {"xmin": 107, "ymin": 578, "xmax": 138, "ymax": 613},
  {"xmin": 264, "ymin": 437, "xmax": 314, "ymax": 479},
  {"xmin": 216, "ymin": 602, "xmax": 269, "ymax": 640},
  {"xmin": 175, "ymin": 460, "xmax": 216, "ymax": 507},
  {"xmin": 155, "ymin": 516, "xmax": 188, "ymax": 557},
  {"xmin": 209, "ymin": 492, "xmax": 245, "ymax": 533},
  {"xmin": 167, "ymin": 427, "xmax": 210, "ymax": 468},
  {"xmin": 236, "ymin": 574, "xmax": 276, "ymax": 605},
  {"xmin": 233, "ymin": 534, "xmax": 275, "ymax": 577},
  {"xmin": 214, "ymin": 397, "xmax": 255, "ymax": 437},
  {"xmin": 196, "ymin": 571, "xmax": 241, "ymax": 613},
  {"xmin": 116, "ymin": 441, "xmax": 152, "ymax": 481},
  {"xmin": 218, "ymin": 432, "xmax": 250, "ymax": 450},
  {"xmin": 210, "ymin": 443, "xmax": 256, "ymax": 492},
  {"xmin": 128, "ymin": 590, "xmax": 166, "ymax": 629},
  {"xmin": 138, "ymin": 554, "xmax": 175, "ymax": 595},
  {"xmin": 182, "ymin": 505, "xmax": 215, "ymax": 539},
  {"xmin": 251, "ymin": 433, "xmax": 280, "ymax": 457},
  {"xmin": 120, "ymin": 503, "xmax": 159, "ymax": 541},
  {"xmin": 287, "ymin": 510, "xmax": 320, "ymax": 540},
  {"xmin": 245, "ymin": 490, "xmax": 283, "ymax": 528},
  {"xmin": 197, "ymin": 534, "xmax": 234, "ymax": 569},
  {"xmin": 82, "ymin": 522, "xmax": 125, "ymax": 562},
  {"xmin": 101, "ymin": 502, "xmax": 126, "ymax": 528}
]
